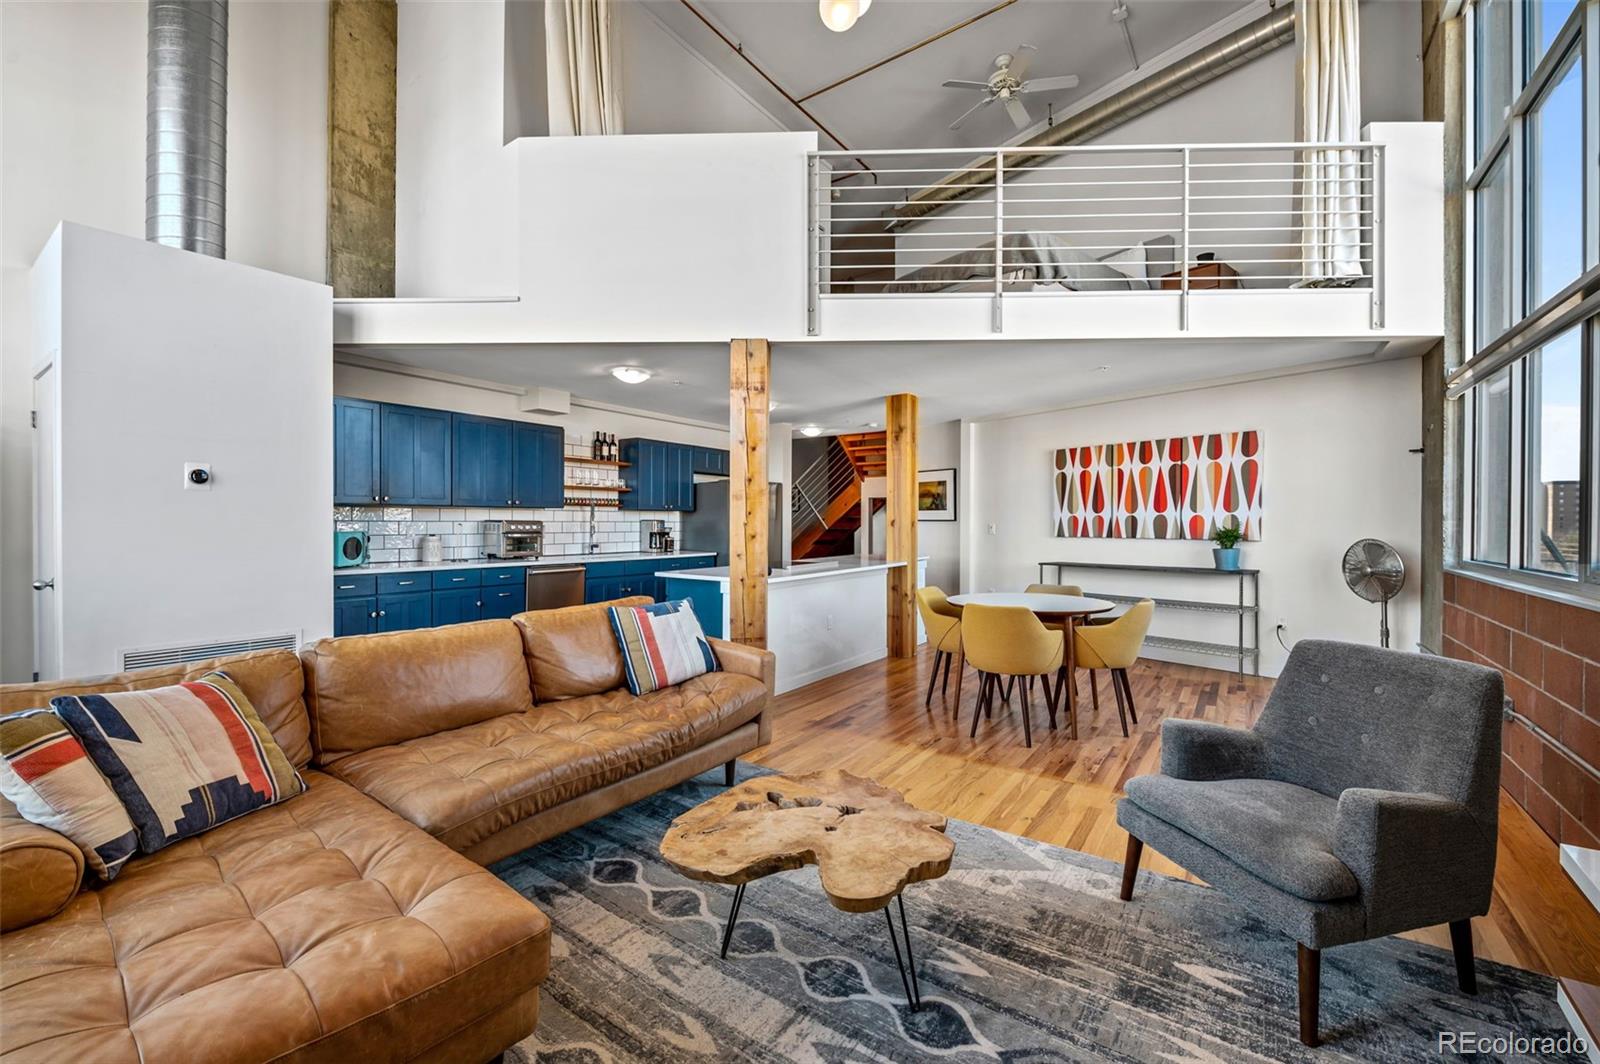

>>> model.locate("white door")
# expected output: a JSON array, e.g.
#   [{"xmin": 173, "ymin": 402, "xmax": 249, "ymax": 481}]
[{"xmin": 31, "ymin": 364, "xmax": 59, "ymax": 682}]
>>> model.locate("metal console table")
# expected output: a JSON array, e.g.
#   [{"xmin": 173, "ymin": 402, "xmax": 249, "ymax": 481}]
[{"xmin": 1037, "ymin": 561, "xmax": 1260, "ymax": 678}]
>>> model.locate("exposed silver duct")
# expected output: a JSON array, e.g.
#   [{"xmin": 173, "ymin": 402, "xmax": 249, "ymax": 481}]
[
  {"xmin": 146, "ymin": 0, "xmax": 228, "ymax": 256},
  {"xmin": 891, "ymin": 4, "xmax": 1297, "ymax": 223}
]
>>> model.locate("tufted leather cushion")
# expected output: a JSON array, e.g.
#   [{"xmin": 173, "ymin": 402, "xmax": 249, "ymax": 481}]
[
  {"xmin": 0, "ymin": 796, "xmax": 83, "ymax": 932},
  {"xmin": 327, "ymin": 671, "xmax": 768, "ymax": 853},
  {"xmin": 515, "ymin": 597, "xmax": 650, "ymax": 702},
  {"xmin": 0, "ymin": 649, "xmax": 312, "ymax": 770},
  {"xmin": 302, "ymin": 621, "xmax": 535, "ymax": 765},
  {"xmin": 0, "ymin": 771, "xmax": 550, "ymax": 1064}
]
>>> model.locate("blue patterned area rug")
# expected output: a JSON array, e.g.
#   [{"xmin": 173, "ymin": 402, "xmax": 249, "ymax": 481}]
[{"xmin": 490, "ymin": 765, "xmax": 1581, "ymax": 1063}]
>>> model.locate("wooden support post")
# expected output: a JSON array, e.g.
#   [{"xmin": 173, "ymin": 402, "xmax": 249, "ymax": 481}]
[
  {"xmin": 885, "ymin": 393, "xmax": 918, "ymax": 657},
  {"xmin": 729, "ymin": 339, "xmax": 771, "ymax": 648}
]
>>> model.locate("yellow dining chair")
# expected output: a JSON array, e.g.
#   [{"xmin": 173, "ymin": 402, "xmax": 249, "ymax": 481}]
[
  {"xmin": 961, "ymin": 604, "xmax": 1065, "ymax": 748},
  {"xmin": 1024, "ymin": 582, "xmax": 1084, "ymax": 597},
  {"xmin": 1073, "ymin": 599, "xmax": 1154, "ymax": 737},
  {"xmin": 915, "ymin": 587, "xmax": 965, "ymax": 709}
]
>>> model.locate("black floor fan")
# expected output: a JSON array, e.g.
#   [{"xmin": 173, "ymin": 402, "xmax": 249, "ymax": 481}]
[{"xmin": 1342, "ymin": 539, "xmax": 1406, "ymax": 648}]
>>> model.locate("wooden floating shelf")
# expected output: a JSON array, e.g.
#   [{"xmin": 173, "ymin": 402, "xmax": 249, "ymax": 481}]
[
  {"xmin": 563, "ymin": 484, "xmax": 629, "ymax": 491},
  {"xmin": 565, "ymin": 456, "xmax": 630, "ymax": 467}
]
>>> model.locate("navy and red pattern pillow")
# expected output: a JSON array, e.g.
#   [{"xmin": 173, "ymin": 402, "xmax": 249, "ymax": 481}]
[{"xmin": 608, "ymin": 600, "xmax": 720, "ymax": 696}]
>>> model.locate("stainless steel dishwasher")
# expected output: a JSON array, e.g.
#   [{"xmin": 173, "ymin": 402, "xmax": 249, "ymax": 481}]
[{"xmin": 525, "ymin": 565, "xmax": 587, "ymax": 612}]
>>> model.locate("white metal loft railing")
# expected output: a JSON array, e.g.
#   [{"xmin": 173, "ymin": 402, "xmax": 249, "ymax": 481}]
[
  {"xmin": 805, "ymin": 140, "xmax": 1384, "ymax": 334},
  {"xmin": 792, "ymin": 440, "xmax": 859, "ymax": 541}
]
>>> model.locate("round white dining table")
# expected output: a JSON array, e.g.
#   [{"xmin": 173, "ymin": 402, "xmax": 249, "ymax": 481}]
[{"xmin": 946, "ymin": 592, "xmax": 1116, "ymax": 739}]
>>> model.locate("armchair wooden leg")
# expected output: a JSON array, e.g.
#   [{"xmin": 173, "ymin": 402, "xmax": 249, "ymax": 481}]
[
  {"xmin": 1119, "ymin": 835, "xmax": 1143, "ymax": 901},
  {"xmin": 1297, "ymin": 944, "xmax": 1321, "ymax": 1047},
  {"xmin": 941, "ymin": 651, "xmax": 953, "ymax": 697},
  {"xmin": 1449, "ymin": 919, "xmax": 1477, "ymax": 995},
  {"xmin": 953, "ymin": 654, "xmax": 965, "ymax": 708},
  {"xmin": 925, "ymin": 650, "xmax": 943, "ymax": 709},
  {"xmin": 1088, "ymin": 670, "xmax": 1100, "ymax": 715},
  {"xmin": 724, "ymin": 760, "xmax": 737, "ymax": 786},
  {"xmin": 971, "ymin": 673, "xmax": 990, "ymax": 738},
  {"xmin": 1018, "ymin": 675, "xmax": 1033, "ymax": 748},
  {"xmin": 1003, "ymin": 675, "xmax": 1016, "ymax": 703},
  {"xmin": 1040, "ymin": 673, "xmax": 1058, "ymax": 729}
]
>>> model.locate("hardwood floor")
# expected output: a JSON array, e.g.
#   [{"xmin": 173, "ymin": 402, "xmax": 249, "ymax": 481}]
[{"xmin": 746, "ymin": 644, "xmax": 1600, "ymax": 983}]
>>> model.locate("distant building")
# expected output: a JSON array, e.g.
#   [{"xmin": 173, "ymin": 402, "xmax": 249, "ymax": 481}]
[{"xmin": 1545, "ymin": 480, "xmax": 1580, "ymax": 540}]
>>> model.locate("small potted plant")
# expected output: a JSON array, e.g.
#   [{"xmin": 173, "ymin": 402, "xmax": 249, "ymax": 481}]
[{"xmin": 1210, "ymin": 525, "xmax": 1243, "ymax": 571}]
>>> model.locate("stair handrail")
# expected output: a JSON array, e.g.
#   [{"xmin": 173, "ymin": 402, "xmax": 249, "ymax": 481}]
[{"xmin": 793, "ymin": 441, "xmax": 859, "ymax": 538}]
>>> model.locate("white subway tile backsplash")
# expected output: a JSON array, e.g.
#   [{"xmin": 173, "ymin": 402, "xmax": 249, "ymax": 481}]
[{"xmin": 332, "ymin": 505, "xmax": 682, "ymax": 564}]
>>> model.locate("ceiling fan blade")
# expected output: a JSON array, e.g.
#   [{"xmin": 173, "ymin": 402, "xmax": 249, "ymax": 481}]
[
  {"xmin": 1007, "ymin": 43, "xmax": 1037, "ymax": 79},
  {"xmin": 941, "ymin": 79, "xmax": 992, "ymax": 90},
  {"xmin": 1020, "ymin": 74, "xmax": 1080, "ymax": 93},
  {"xmin": 1004, "ymin": 96, "xmax": 1032, "ymax": 130},
  {"xmin": 949, "ymin": 96, "xmax": 995, "ymax": 131}
]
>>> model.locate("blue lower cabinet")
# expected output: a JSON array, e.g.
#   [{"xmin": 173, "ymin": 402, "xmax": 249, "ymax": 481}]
[
  {"xmin": 334, "ymin": 596, "xmax": 377, "ymax": 637},
  {"xmin": 433, "ymin": 587, "xmax": 482, "ymax": 626},
  {"xmin": 664, "ymin": 577, "xmax": 724, "ymax": 638},
  {"xmin": 480, "ymin": 585, "xmax": 526, "ymax": 619},
  {"xmin": 377, "ymin": 591, "xmax": 433, "ymax": 632}
]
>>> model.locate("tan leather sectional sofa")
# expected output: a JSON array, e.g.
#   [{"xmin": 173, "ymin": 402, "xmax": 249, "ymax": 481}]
[{"xmin": 0, "ymin": 598, "xmax": 775, "ymax": 1064}]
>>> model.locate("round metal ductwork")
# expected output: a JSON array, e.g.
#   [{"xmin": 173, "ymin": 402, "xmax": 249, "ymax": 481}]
[{"xmin": 146, "ymin": 0, "xmax": 228, "ymax": 257}]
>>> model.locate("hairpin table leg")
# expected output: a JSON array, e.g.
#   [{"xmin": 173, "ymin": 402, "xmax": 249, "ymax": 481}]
[
  {"xmin": 720, "ymin": 882, "xmax": 746, "ymax": 959},
  {"xmin": 883, "ymin": 894, "xmax": 922, "ymax": 1010}
]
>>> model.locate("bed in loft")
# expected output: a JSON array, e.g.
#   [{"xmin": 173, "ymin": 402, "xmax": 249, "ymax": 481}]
[{"xmin": 881, "ymin": 232, "xmax": 1177, "ymax": 294}]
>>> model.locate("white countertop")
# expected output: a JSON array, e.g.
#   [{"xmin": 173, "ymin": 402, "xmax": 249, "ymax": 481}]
[
  {"xmin": 335, "ymin": 551, "xmax": 715, "ymax": 577},
  {"xmin": 659, "ymin": 556, "xmax": 929, "ymax": 585}
]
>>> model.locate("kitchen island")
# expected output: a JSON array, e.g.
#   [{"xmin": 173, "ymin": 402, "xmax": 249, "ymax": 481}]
[{"xmin": 661, "ymin": 556, "xmax": 929, "ymax": 694}]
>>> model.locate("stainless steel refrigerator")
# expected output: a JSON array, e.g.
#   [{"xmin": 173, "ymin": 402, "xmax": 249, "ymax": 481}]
[{"xmin": 680, "ymin": 481, "xmax": 784, "ymax": 572}]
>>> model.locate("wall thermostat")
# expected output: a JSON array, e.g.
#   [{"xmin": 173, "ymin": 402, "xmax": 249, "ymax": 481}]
[{"xmin": 184, "ymin": 462, "xmax": 212, "ymax": 491}]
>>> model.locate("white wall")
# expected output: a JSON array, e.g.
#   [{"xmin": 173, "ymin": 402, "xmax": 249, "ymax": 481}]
[
  {"xmin": 35, "ymin": 225, "xmax": 332, "ymax": 678},
  {"xmin": 0, "ymin": 0, "xmax": 328, "ymax": 682},
  {"xmin": 396, "ymin": 0, "xmax": 519, "ymax": 298},
  {"xmin": 966, "ymin": 358, "xmax": 1422, "ymax": 677},
  {"xmin": 618, "ymin": 2, "xmax": 788, "ymax": 136},
  {"xmin": 919, "ymin": 419, "xmax": 961, "ymax": 593}
]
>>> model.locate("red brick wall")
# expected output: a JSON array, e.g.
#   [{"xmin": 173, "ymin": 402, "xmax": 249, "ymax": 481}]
[{"xmin": 1443, "ymin": 572, "xmax": 1600, "ymax": 848}]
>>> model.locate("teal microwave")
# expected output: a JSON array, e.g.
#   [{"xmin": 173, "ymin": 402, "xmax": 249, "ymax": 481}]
[{"xmin": 334, "ymin": 530, "xmax": 368, "ymax": 568}]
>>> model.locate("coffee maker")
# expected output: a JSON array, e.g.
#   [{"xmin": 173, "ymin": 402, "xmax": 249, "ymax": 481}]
[{"xmin": 639, "ymin": 519, "xmax": 672, "ymax": 553}]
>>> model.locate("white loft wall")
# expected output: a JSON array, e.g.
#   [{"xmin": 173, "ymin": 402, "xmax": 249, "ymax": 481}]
[
  {"xmin": 34, "ymin": 225, "xmax": 332, "ymax": 677},
  {"xmin": 332, "ymin": 361, "xmax": 731, "ymax": 450},
  {"xmin": 919, "ymin": 419, "xmax": 962, "ymax": 594},
  {"xmin": 618, "ymin": 3, "xmax": 788, "ymax": 135},
  {"xmin": 966, "ymin": 358, "xmax": 1422, "ymax": 677},
  {"xmin": 397, "ymin": 0, "xmax": 518, "ymax": 298},
  {"xmin": 0, "ymin": 0, "xmax": 328, "ymax": 682}
]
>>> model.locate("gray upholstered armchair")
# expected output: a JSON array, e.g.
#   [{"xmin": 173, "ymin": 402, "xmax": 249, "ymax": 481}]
[{"xmin": 1116, "ymin": 639, "xmax": 1504, "ymax": 1046}]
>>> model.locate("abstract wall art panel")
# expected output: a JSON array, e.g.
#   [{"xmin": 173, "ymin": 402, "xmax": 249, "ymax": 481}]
[{"xmin": 1053, "ymin": 430, "xmax": 1260, "ymax": 540}]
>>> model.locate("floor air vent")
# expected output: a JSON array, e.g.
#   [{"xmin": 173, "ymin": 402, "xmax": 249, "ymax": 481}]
[{"xmin": 120, "ymin": 631, "xmax": 300, "ymax": 672}]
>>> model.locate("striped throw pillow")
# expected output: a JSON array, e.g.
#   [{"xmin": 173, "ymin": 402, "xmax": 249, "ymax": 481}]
[
  {"xmin": 0, "ymin": 709, "xmax": 139, "ymax": 880},
  {"xmin": 51, "ymin": 671, "xmax": 305, "ymax": 855},
  {"xmin": 609, "ymin": 599, "xmax": 720, "ymax": 696}
]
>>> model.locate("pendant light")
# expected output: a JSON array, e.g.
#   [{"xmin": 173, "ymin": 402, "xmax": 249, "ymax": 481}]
[{"xmin": 819, "ymin": 0, "xmax": 871, "ymax": 33}]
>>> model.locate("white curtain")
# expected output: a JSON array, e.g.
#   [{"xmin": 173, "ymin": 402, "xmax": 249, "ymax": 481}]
[
  {"xmin": 1297, "ymin": 0, "xmax": 1363, "ymax": 279},
  {"xmin": 546, "ymin": 0, "xmax": 623, "ymax": 136}
]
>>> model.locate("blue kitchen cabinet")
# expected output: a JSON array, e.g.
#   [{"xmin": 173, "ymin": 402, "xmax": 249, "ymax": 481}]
[
  {"xmin": 334, "ymin": 398, "xmax": 382, "ymax": 504},
  {"xmin": 333, "ymin": 596, "xmax": 377, "ymax": 637},
  {"xmin": 433, "ymin": 587, "xmax": 482, "ymax": 626},
  {"xmin": 620, "ymin": 439, "xmax": 696, "ymax": 511},
  {"xmin": 379, "ymin": 404, "xmax": 451, "ymax": 506},
  {"xmin": 480, "ymin": 584, "xmax": 526, "ymax": 618},
  {"xmin": 452, "ymin": 415, "xmax": 515, "ymax": 507},
  {"xmin": 692, "ymin": 446, "xmax": 730, "ymax": 477},
  {"xmin": 513, "ymin": 422, "xmax": 564, "ymax": 508},
  {"xmin": 376, "ymin": 591, "xmax": 433, "ymax": 632}
]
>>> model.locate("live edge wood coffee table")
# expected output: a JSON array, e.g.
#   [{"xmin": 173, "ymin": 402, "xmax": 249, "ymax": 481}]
[{"xmin": 660, "ymin": 770, "xmax": 954, "ymax": 1010}]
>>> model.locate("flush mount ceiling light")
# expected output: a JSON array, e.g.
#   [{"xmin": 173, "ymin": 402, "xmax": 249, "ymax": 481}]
[
  {"xmin": 610, "ymin": 366, "xmax": 652, "ymax": 384},
  {"xmin": 819, "ymin": 0, "xmax": 870, "ymax": 33},
  {"xmin": 800, "ymin": 425, "xmax": 824, "ymax": 437}
]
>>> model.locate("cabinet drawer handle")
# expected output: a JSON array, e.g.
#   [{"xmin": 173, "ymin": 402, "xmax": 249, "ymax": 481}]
[
  {"xmin": 476, "ymin": 600, "xmax": 483, "ymax": 608},
  {"xmin": 368, "ymin": 611, "xmax": 378, "ymax": 618},
  {"xmin": 338, "ymin": 584, "xmax": 355, "ymax": 590},
  {"xmin": 372, "ymin": 495, "xmax": 379, "ymax": 502},
  {"xmin": 383, "ymin": 496, "xmax": 390, "ymax": 502},
  {"xmin": 378, "ymin": 610, "xmax": 386, "ymax": 617},
  {"xmin": 398, "ymin": 579, "xmax": 416, "ymax": 586}
]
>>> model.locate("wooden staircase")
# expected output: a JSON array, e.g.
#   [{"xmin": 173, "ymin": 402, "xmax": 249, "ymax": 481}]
[{"xmin": 792, "ymin": 432, "xmax": 885, "ymax": 560}]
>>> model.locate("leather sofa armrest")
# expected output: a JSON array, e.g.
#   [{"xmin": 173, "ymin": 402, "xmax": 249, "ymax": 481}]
[
  {"xmin": 710, "ymin": 639, "xmax": 776, "ymax": 745},
  {"xmin": 1159, "ymin": 719, "xmax": 1267, "ymax": 781},
  {"xmin": 0, "ymin": 803, "xmax": 84, "ymax": 932}
]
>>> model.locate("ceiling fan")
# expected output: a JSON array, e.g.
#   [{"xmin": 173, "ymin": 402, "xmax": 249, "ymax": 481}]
[{"xmin": 943, "ymin": 45, "xmax": 1080, "ymax": 132}]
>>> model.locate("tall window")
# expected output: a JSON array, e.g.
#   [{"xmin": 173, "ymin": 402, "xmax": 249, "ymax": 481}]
[{"xmin": 1455, "ymin": 0, "xmax": 1598, "ymax": 598}]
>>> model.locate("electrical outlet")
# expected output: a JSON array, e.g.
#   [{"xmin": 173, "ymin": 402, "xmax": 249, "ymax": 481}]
[
  {"xmin": 987, "ymin": 522, "xmax": 997, "ymax": 535},
  {"xmin": 183, "ymin": 462, "xmax": 212, "ymax": 491},
  {"xmin": 825, "ymin": 614, "xmax": 834, "ymax": 631}
]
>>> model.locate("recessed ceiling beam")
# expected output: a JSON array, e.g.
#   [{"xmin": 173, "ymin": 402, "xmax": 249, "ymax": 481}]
[{"xmin": 796, "ymin": 0, "xmax": 1021, "ymax": 103}]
